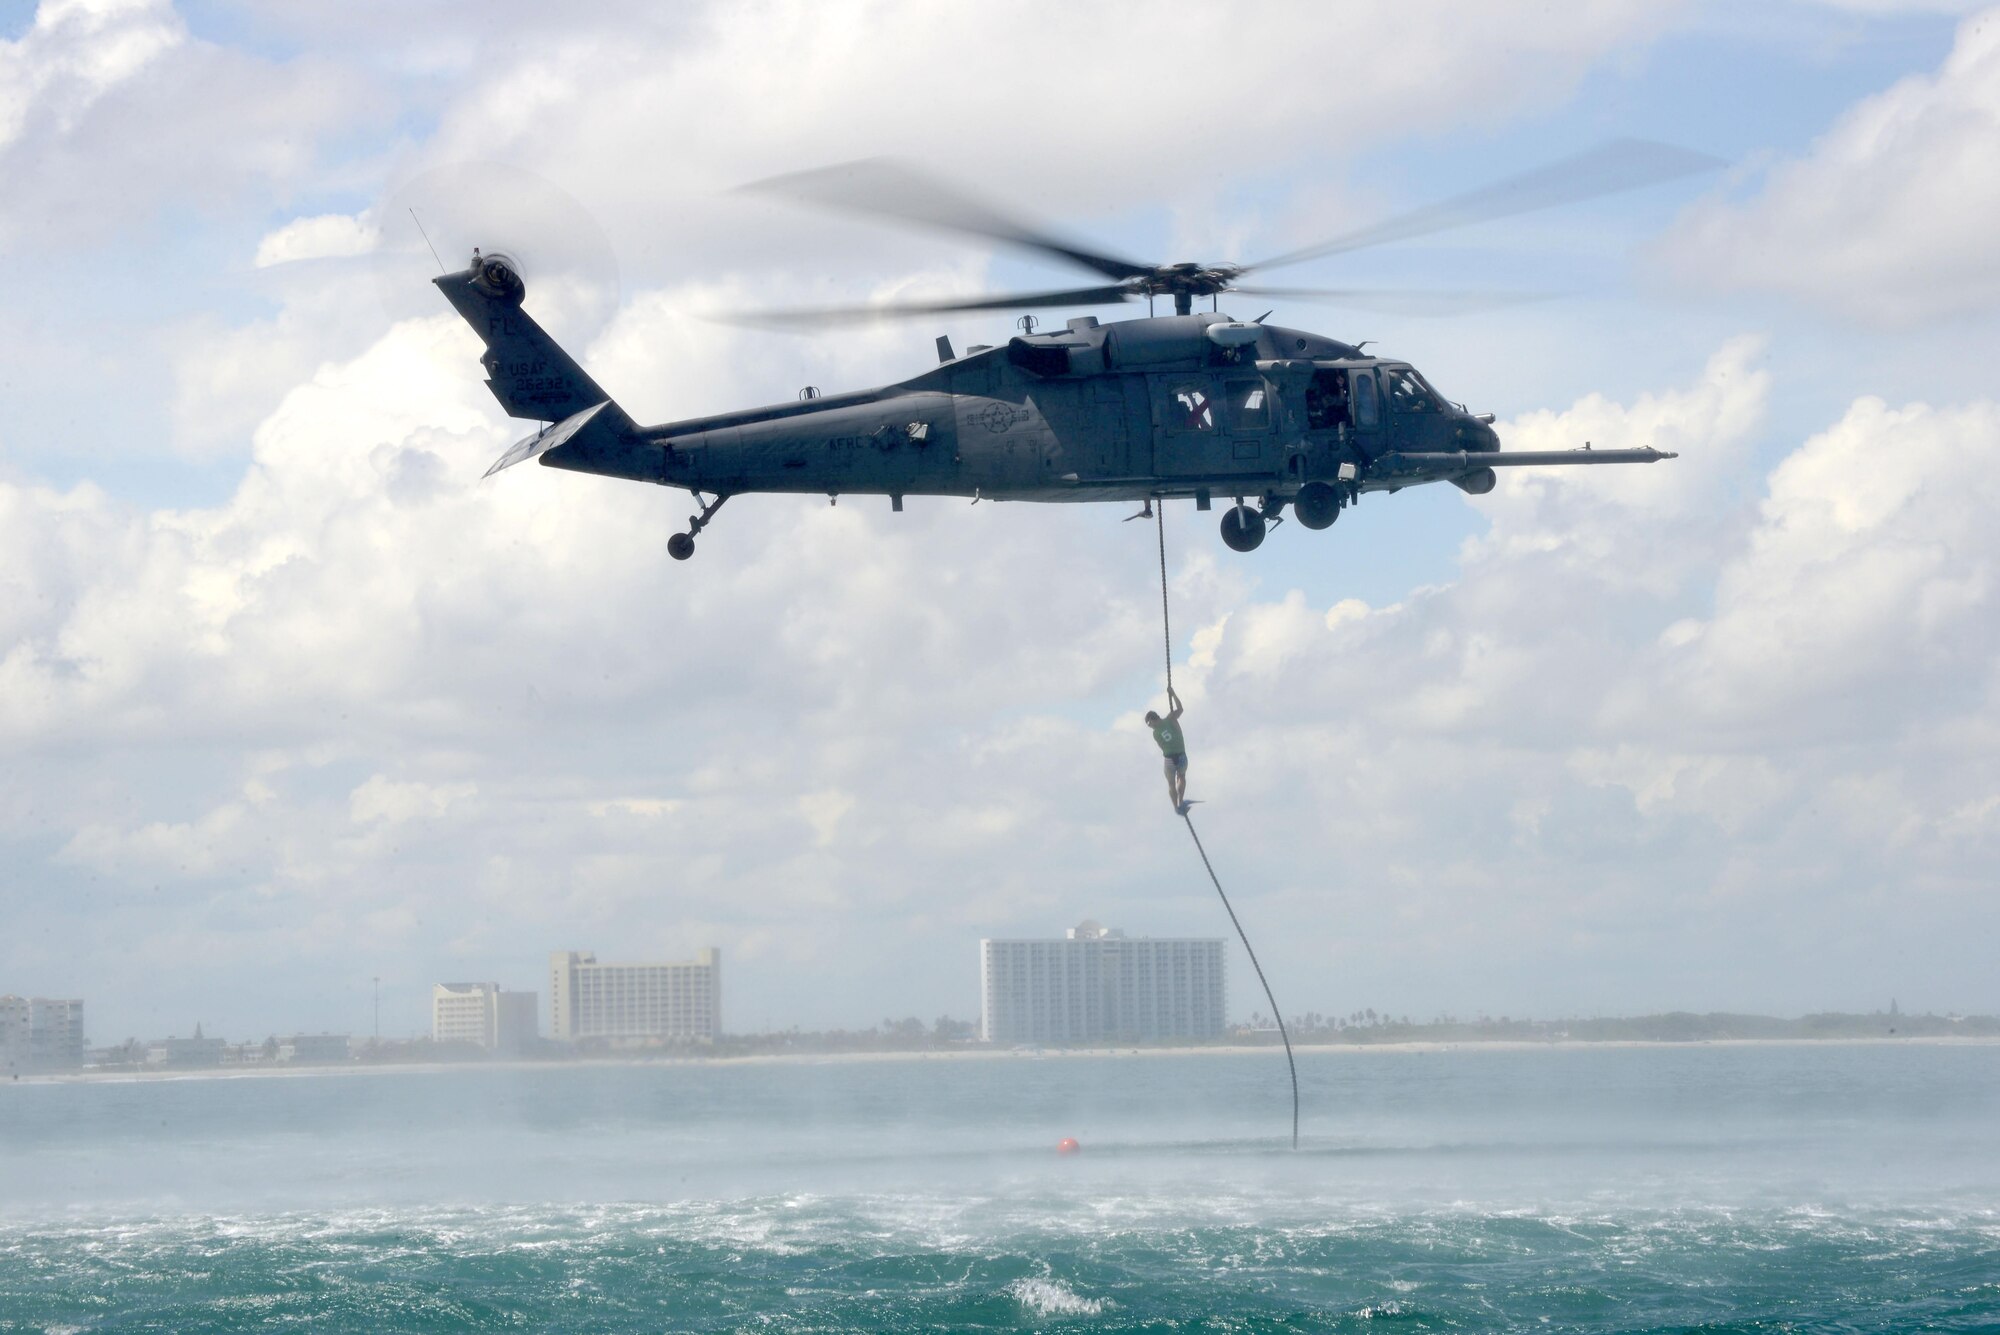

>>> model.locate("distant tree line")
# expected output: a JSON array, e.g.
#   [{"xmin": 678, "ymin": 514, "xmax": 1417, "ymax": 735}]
[
  {"xmin": 1230, "ymin": 1008, "xmax": 2000, "ymax": 1046},
  {"xmin": 137, "ymin": 1010, "xmax": 1993, "ymax": 1068}
]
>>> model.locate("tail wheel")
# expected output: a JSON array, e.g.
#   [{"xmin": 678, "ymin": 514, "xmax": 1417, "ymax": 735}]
[
  {"xmin": 1295, "ymin": 481, "xmax": 1340, "ymax": 530},
  {"xmin": 668, "ymin": 533, "xmax": 695, "ymax": 561},
  {"xmin": 1219, "ymin": 504, "xmax": 1266, "ymax": 553}
]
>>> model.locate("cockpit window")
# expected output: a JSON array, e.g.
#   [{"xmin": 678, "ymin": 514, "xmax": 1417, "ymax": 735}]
[
  {"xmin": 1170, "ymin": 384, "xmax": 1215, "ymax": 431},
  {"xmin": 1227, "ymin": 379, "xmax": 1269, "ymax": 430},
  {"xmin": 1385, "ymin": 368, "xmax": 1438, "ymax": 414}
]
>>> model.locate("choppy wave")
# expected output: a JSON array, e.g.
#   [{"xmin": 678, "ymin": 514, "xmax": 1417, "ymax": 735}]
[
  {"xmin": 4, "ymin": 1197, "xmax": 1999, "ymax": 1332},
  {"xmin": 5, "ymin": 1045, "xmax": 2000, "ymax": 1329}
]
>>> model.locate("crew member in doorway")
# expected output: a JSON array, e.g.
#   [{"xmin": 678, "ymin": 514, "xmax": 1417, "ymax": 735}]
[
  {"xmin": 1306, "ymin": 369, "xmax": 1350, "ymax": 431},
  {"xmin": 1145, "ymin": 687, "xmax": 1193, "ymax": 815}
]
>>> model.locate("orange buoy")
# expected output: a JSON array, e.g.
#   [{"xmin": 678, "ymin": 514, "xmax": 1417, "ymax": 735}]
[{"xmin": 1056, "ymin": 1137, "xmax": 1081, "ymax": 1155}]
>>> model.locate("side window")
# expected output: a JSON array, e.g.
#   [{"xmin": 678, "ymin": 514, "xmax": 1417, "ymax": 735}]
[
  {"xmin": 1168, "ymin": 383, "xmax": 1215, "ymax": 432},
  {"xmin": 1352, "ymin": 371, "xmax": 1379, "ymax": 428},
  {"xmin": 1226, "ymin": 379, "xmax": 1268, "ymax": 431},
  {"xmin": 1385, "ymin": 368, "xmax": 1437, "ymax": 414}
]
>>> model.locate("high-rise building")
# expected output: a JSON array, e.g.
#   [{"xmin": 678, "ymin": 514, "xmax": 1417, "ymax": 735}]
[
  {"xmin": 431, "ymin": 983, "xmax": 540, "ymax": 1053},
  {"xmin": 0, "ymin": 996, "xmax": 85, "ymax": 1072},
  {"xmin": 495, "ymin": 991, "xmax": 538, "ymax": 1052},
  {"xmin": 980, "ymin": 920, "xmax": 1225, "ymax": 1044},
  {"xmin": 548, "ymin": 949, "xmax": 720, "ymax": 1044}
]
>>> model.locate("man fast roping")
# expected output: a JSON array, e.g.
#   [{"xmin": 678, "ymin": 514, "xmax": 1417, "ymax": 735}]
[{"xmin": 1145, "ymin": 687, "xmax": 1193, "ymax": 816}]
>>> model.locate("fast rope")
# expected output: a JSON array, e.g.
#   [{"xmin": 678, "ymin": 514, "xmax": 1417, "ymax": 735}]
[
  {"xmin": 1154, "ymin": 505, "xmax": 1301, "ymax": 1150},
  {"xmin": 1157, "ymin": 507, "xmax": 1174, "ymax": 696}
]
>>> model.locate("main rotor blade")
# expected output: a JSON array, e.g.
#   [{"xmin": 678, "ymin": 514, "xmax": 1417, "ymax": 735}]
[
  {"xmin": 1230, "ymin": 285, "xmax": 1552, "ymax": 316},
  {"xmin": 721, "ymin": 283, "xmax": 1140, "ymax": 329},
  {"xmin": 737, "ymin": 159, "xmax": 1156, "ymax": 283},
  {"xmin": 1243, "ymin": 138, "xmax": 1724, "ymax": 274}
]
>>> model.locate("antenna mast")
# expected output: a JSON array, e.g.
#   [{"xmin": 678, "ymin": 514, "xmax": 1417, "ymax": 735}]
[{"xmin": 409, "ymin": 209, "xmax": 445, "ymax": 274}]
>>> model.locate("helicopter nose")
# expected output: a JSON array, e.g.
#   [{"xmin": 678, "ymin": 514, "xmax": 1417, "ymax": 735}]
[{"xmin": 1457, "ymin": 417, "xmax": 1500, "ymax": 452}]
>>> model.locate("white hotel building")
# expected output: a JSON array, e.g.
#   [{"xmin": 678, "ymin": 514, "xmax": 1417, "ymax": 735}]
[
  {"xmin": 980, "ymin": 921, "xmax": 1225, "ymax": 1044},
  {"xmin": 549, "ymin": 949, "xmax": 721, "ymax": 1044},
  {"xmin": 431, "ymin": 982, "xmax": 540, "ymax": 1053},
  {"xmin": 0, "ymin": 995, "xmax": 85, "ymax": 1072}
]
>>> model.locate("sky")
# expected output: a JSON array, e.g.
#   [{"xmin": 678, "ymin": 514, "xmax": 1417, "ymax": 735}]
[{"xmin": 5, "ymin": 0, "xmax": 2000, "ymax": 1043}]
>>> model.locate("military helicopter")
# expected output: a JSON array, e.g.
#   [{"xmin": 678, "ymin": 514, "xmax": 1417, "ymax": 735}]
[{"xmin": 436, "ymin": 141, "xmax": 1712, "ymax": 559}]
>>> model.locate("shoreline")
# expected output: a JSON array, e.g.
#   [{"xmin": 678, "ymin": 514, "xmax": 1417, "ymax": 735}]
[{"xmin": 11, "ymin": 1033, "xmax": 1999, "ymax": 1086}]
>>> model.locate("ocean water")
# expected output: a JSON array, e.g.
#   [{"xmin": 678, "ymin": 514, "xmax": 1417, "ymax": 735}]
[{"xmin": 2, "ymin": 1043, "xmax": 1998, "ymax": 1332}]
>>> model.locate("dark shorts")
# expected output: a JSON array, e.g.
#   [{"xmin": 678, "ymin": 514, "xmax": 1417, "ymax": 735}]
[{"xmin": 1163, "ymin": 752, "xmax": 1187, "ymax": 777}]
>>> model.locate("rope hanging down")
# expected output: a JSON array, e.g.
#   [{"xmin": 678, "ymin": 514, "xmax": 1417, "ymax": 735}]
[
  {"xmin": 1184, "ymin": 812, "xmax": 1299, "ymax": 1150},
  {"xmin": 1157, "ymin": 508, "xmax": 1174, "ymax": 696},
  {"xmin": 1154, "ymin": 505, "xmax": 1300, "ymax": 1150}
]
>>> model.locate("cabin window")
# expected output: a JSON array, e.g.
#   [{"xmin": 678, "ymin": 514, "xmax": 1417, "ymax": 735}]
[
  {"xmin": 1227, "ymin": 379, "xmax": 1269, "ymax": 431},
  {"xmin": 1352, "ymin": 371, "xmax": 1380, "ymax": 427},
  {"xmin": 1168, "ymin": 384, "xmax": 1215, "ymax": 431},
  {"xmin": 1384, "ymin": 367, "xmax": 1438, "ymax": 414}
]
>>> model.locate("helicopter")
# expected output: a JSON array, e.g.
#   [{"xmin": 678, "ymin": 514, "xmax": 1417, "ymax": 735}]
[{"xmin": 436, "ymin": 142, "xmax": 1713, "ymax": 559}]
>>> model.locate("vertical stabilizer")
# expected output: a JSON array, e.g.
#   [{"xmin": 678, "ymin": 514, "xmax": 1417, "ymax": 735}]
[{"xmin": 433, "ymin": 252, "xmax": 631, "ymax": 427}]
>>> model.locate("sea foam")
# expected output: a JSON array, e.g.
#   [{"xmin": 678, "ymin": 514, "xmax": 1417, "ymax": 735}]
[{"xmin": 1010, "ymin": 1275, "xmax": 1109, "ymax": 1317}]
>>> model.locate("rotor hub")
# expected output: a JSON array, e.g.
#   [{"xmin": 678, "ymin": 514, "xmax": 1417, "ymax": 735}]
[
  {"xmin": 470, "ymin": 250, "xmax": 526, "ymax": 304},
  {"xmin": 1131, "ymin": 264, "xmax": 1242, "ymax": 300}
]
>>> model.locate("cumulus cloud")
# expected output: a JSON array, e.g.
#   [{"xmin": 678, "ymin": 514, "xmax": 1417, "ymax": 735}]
[
  {"xmin": 1470, "ymin": 335, "xmax": 1770, "ymax": 584},
  {"xmin": 0, "ymin": 0, "xmax": 377, "ymax": 248},
  {"xmin": 58, "ymin": 783, "xmax": 260, "ymax": 881},
  {"xmin": 15, "ymin": 0, "xmax": 2000, "ymax": 1037},
  {"xmin": 8, "ymin": 300, "xmax": 2000, "ymax": 1033},
  {"xmin": 402, "ymin": 0, "xmax": 1680, "ymax": 280},
  {"xmin": 1661, "ymin": 6, "xmax": 2000, "ymax": 323},
  {"xmin": 1088, "ymin": 340, "xmax": 1999, "ymax": 1018},
  {"xmin": 350, "ymin": 776, "xmax": 478, "ymax": 827},
  {"xmin": 0, "ymin": 0, "xmax": 180, "ymax": 151},
  {"xmin": 0, "ymin": 292, "xmax": 1176, "ymax": 1030},
  {"xmin": 253, "ymin": 213, "xmax": 379, "ymax": 268},
  {"xmin": 1658, "ymin": 394, "xmax": 2000, "ymax": 740}
]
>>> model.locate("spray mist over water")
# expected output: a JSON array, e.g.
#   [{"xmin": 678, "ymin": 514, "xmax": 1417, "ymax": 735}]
[{"xmin": 3, "ymin": 1045, "xmax": 1998, "ymax": 1331}]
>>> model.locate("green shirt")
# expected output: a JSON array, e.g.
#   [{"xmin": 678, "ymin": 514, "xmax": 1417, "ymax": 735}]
[{"xmin": 1151, "ymin": 716, "xmax": 1186, "ymax": 757}]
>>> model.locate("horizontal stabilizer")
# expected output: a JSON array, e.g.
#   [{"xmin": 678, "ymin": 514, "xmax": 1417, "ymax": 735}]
[{"xmin": 484, "ymin": 400, "xmax": 614, "ymax": 478}]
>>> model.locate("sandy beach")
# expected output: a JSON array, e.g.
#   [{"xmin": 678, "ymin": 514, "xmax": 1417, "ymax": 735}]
[{"xmin": 12, "ymin": 1032, "xmax": 1998, "ymax": 1087}]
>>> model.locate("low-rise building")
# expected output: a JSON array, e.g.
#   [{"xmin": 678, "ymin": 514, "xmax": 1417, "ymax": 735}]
[
  {"xmin": 549, "ymin": 949, "xmax": 720, "ymax": 1044},
  {"xmin": 279, "ymin": 1033, "xmax": 352, "ymax": 1064},
  {"xmin": 147, "ymin": 1023, "xmax": 226, "ymax": 1068},
  {"xmin": 980, "ymin": 920, "xmax": 1225, "ymax": 1045}
]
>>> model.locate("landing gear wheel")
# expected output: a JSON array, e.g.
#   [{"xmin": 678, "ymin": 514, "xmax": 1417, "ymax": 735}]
[
  {"xmin": 668, "ymin": 492, "xmax": 730, "ymax": 562},
  {"xmin": 1219, "ymin": 504, "xmax": 1266, "ymax": 553},
  {"xmin": 1295, "ymin": 481, "xmax": 1340, "ymax": 531}
]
